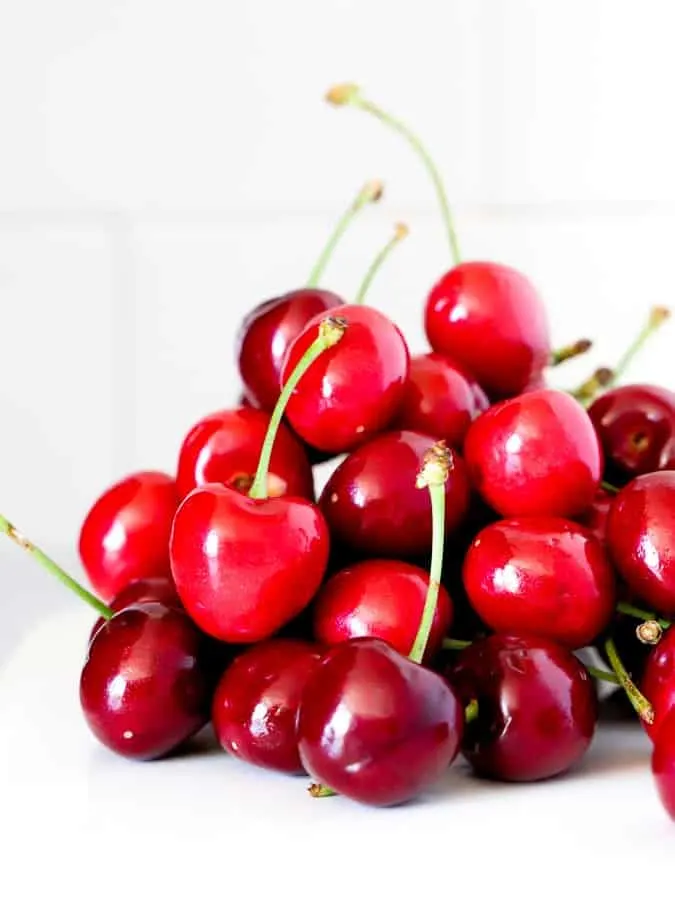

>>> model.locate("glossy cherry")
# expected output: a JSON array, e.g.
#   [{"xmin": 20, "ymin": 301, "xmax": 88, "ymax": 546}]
[
  {"xmin": 79, "ymin": 471, "xmax": 179, "ymax": 600},
  {"xmin": 450, "ymin": 634, "xmax": 598, "ymax": 781},
  {"xmin": 297, "ymin": 637, "xmax": 464, "ymax": 806},
  {"xmin": 312, "ymin": 559, "xmax": 453, "ymax": 662},
  {"xmin": 606, "ymin": 471, "xmax": 675, "ymax": 617},
  {"xmin": 641, "ymin": 627, "xmax": 675, "ymax": 740},
  {"xmin": 212, "ymin": 639, "xmax": 322, "ymax": 774},
  {"xmin": 463, "ymin": 517, "xmax": 616, "ymax": 649},
  {"xmin": 464, "ymin": 388, "xmax": 602, "ymax": 518},
  {"xmin": 651, "ymin": 708, "xmax": 675, "ymax": 820},
  {"xmin": 88, "ymin": 576, "xmax": 181, "ymax": 643},
  {"xmin": 394, "ymin": 352, "xmax": 489, "ymax": 446},
  {"xmin": 578, "ymin": 486, "xmax": 614, "ymax": 545},
  {"xmin": 175, "ymin": 406, "xmax": 314, "ymax": 501},
  {"xmin": 588, "ymin": 385, "xmax": 675, "ymax": 485},
  {"xmin": 80, "ymin": 601, "xmax": 214, "ymax": 760},
  {"xmin": 319, "ymin": 430, "xmax": 470, "ymax": 559}
]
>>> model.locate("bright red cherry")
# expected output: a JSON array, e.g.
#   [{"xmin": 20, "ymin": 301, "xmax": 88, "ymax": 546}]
[
  {"xmin": 80, "ymin": 601, "xmax": 214, "ymax": 760},
  {"xmin": 652, "ymin": 708, "xmax": 675, "ymax": 820},
  {"xmin": 297, "ymin": 637, "xmax": 464, "ymax": 806},
  {"xmin": 641, "ymin": 627, "xmax": 675, "ymax": 741},
  {"xmin": 312, "ymin": 559, "xmax": 453, "ymax": 662},
  {"xmin": 319, "ymin": 430, "xmax": 470, "ymax": 559},
  {"xmin": 606, "ymin": 472, "xmax": 675, "ymax": 618},
  {"xmin": 394, "ymin": 352, "xmax": 489, "ymax": 446},
  {"xmin": 281, "ymin": 305, "xmax": 410, "ymax": 454},
  {"xmin": 79, "ymin": 471, "xmax": 179, "ymax": 600},
  {"xmin": 464, "ymin": 388, "xmax": 602, "ymax": 518},
  {"xmin": 451, "ymin": 634, "xmax": 597, "ymax": 781},
  {"xmin": 88, "ymin": 576, "xmax": 181, "ymax": 643},
  {"xmin": 463, "ymin": 517, "xmax": 616, "ymax": 649},
  {"xmin": 212, "ymin": 639, "xmax": 322, "ymax": 774},
  {"xmin": 175, "ymin": 406, "xmax": 314, "ymax": 501}
]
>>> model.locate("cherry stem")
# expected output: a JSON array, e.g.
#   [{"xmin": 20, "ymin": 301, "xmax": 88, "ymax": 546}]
[
  {"xmin": 601, "ymin": 480, "xmax": 620, "ymax": 495},
  {"xmin": 464, "ymin": 699, "xmax": 479, "ymax": 724},
  {"xmin": 550, "ymin": 339, "xmax": 592, "ymax": 367},
  {"xmin": 308, "ymin": 783, "xmax": 336, "ymax": 798},
  {"xmin": 248, "ymin": 316, "xmax": 348, "ymax": 500},
  {"xmin": 306, "ymin": 180, "xmax": 383, "ymax": 288},
  {"xmin": 353, "ymin": 223, "xmax": 409, "ymax": 306},
  {"xmin": 442, "ymin": 637, "xmax": 472, "ymax": 651},
  {"xmin": 603, "ymin": 636, "xmax": 654, "ymax": 724},
  {"xmin": 616, "ymin": 600, "xmax": 671, "ymax": 631},
  {"xmin": 0, "ymin": 513, "xmax": 112, "ymax": 620},
  {"xmin": 409, "ymin": 442, "xmax": 452, "ymax": 664},
  {"xmin": 585, "ymin": 665, "xmax": 620, "ymax": 685},
  {"xmin": 326, "ymin": 84, "xmax": 461, "ymax": 266}
]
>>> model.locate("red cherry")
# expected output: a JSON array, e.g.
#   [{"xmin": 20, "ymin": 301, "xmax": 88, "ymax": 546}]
[
  {"xmin": 88, "ymin": 576, "xmax": 181, "ymax": 643},
  {"xmin": 606, "ymin": 472, "xmax": 675, "ymax": 617},
  {"xmin": 464, "ymin": 388, "xmax": 602, "ymax": 518},
  {"xmin": 394, "ymin": 352, "xmax": 489, "ymax": 446},
  {"xmin": 170, "ymin": 484, "xmax": 329, "ymax": 642},
  {"xmin": 450, "ymin": 634, "xmax": 597, "ymax": 781},
  {"xmin": 651, "ymin": 708, "xmax": 675, "ymax": 820},
  {"xmin": 424, "ymin": 262, "xmax": 551, "ymax": 399},
  {"xmin": 641, "ymin": 627, "xmax": 675, "ymax": 740},
  {"xmin": 463, "ymin": 517, "xmax": 616, "ymax": 649},
  {"xmin": 577, "ymin": 486, "xmax": 614, "ymax": 545},
  {"xmin": 79, "ymin": 471, "xmax": 179, "ymax": 600},
  {"xmin": 212, "ymin": 639, "xmax": 322, "ymax": 774},
  {"xmin": 319, "ymin": 430, "xmax": 470, "ymax": 558},
  {"xmin": 175, "ymin": 406, "xmax": 314, "ymax": 501},
  {"xmin": 297, "ymin": 637, "xmax": 464, "ymax": 806},
  {"xmin": 281, "ymin": 305, "xmax": 410, "ymax": 454},
  {"xmin": 312, "ymin": 559, "xmax": 453, "ymax": 662},
  {"xmin": 80, "ymin": 601, "xmax": 214, "ymax": 760}
]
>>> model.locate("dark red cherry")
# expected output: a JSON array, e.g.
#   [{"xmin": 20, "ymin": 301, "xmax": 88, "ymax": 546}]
[
  {"xmin": 175, "ymin": 406, "xmax": 314, "ymax": 501},
  {"xmin": 319, "ymin": 430, "xmax": 470, "ymax": 559},
  {"xmin": 578, "ymin": 487, "xmax": 614, "ymax": 545},
  {"xmin": 450, "ymin": 634, "xmax": 598, "ymax": 781},
  {"xmin": 641, "ymin": 627, "xmax": 675, "ymax": 741},
  {"xmin": 606, "ymin": 472, "xmax": 675, "ymax": 618},
  {"xmin": 88, "ymin": 576, "xmax": 181, "ymax": 643},
  {"xmin": 463, "ymin": 517, "xmax": 616, "ymax": 649},
  {"xmin": 464, "ymin": 388, "xmax": 602, "ymax": 518},
  {"xmin": 79, "ymin": 471, "xmax": 179, "ymax": 600},
  {"xmin": 297, "ymin": 637, "xmax": 464, "ymax": 806},
  {"xmin": 652, "ymin": 708, "xmax": 675, "ymax": 820},
  {"xmin": 212, "ymin": 639, "xmax": 322, "ymax": 774},
  {"xmin": 281, "ymin": 305, "xmax": 410, "ymax": 454},
  {"xmin": 80, "ymin": 601, "xmax": 213, "ymax": 760},
  {"xmin": 312, "ymin": 559, "xmax": 453, "ymax": 662},
  {"xmin": 236, "ymin": 289, "xmax": 343, "ymax": 411},
  {"xmin": 424, "ymin": 262, "xmax": 551, "ymax": 399},
  {"xmin": 394, "ymin": 352, "xmax": 489, "ymax": 446},
  {"xmin": 588, "ymin": 384, "xmax": 675, "ymax": 485}
]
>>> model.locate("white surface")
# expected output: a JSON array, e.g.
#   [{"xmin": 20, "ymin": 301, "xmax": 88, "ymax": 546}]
[{"xmin": 1, "ymin": 568, "xmax": 673, "ymax": 900}]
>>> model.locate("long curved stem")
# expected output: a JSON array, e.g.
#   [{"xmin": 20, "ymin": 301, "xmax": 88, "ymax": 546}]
[
  {"xmin": 604, "ymin": 636, "xmax": 654, "ymax": 724},
  {"xmin": 354, "ymin": 223, "xmax": 408, "ymax": 306}
]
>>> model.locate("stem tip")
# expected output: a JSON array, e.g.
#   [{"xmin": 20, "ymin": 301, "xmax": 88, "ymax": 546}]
[
  {"xmin": 308, "ymin": 783, "xmax": 336, "ymax": 798},
  {"xmin": 416, "ymin": 441, "xmax": 453, "ymax": 489},
  {"xmin": 325, "ymin": 83, "xmax": 361, "ymax": 106},
  {"xmin": 636, "ymin": 620, "xmax": 663, "ymax": 646}
]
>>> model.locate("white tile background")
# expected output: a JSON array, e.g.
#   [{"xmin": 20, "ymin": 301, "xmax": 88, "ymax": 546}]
[{"xmin": 2, "ymin": 0, "xmax": 675, "ymax": 553}]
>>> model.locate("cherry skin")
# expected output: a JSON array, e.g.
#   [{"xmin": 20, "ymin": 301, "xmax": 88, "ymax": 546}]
[
  {"xmin": 281, "ymin": 304, "xmax": 410, "ymax": 454},
  {"xmin": 175, "ymin": 406, "xmax": 314, "ymax": 502},
  {"xmin": 463, "ymin": 517, "xmax": 616, "ymax": 649},
  {"xmin": 578, "ymin": 487, "xmax": 614, "ymax": 545},
  {"xmin": 606, "ymin": 472, "xmax": 675, "ymax": 618},
  {"xmin": 169, "ymin": 483, "xmax": 330, "ymax": 642},
  {"xmin": 464, "ymin": 388, "xmax": 602, "ymax": 518},
  {"xmin": 394, "ymin": 352, "xmax": 489, "ymax": 447},
  {"xmin": 640, "ymin": 627, "xmax": 675, "ymax": 741},
  {"xmin": 319, "ymin": 430, "xmax": 470, "ymax": 559},
  {"xmin": 297, "ymin": 637, "xmax": 464, "ymax": 806},
  {"xmin": 212, "ymin": 639, "xmax": 322, "ymax": 774},
  {"xmin": 88, "ymin": 576, "xmax": 182, "ymax": 643},
  {"xmin": 79, "ymin": 471, "xmax": 179, "ymax": 601},
  {"xmin": 424, "ymin": 261, "xmax": 551, "ymax": 400},
  {"xmin": 236, "ymin": 289, "xmax": 343, "ymax": 411},
  {"xmin": 312, "ymin": 559, "xmax": 453, "ymax": 662},
  {"xmin": 450, "ymin": 634, "xmax": 598, "ymax": 781},
  {"xmin": 651, "ymin": 708, "xmax": 675, "ymax": 820},
  {"xmin": 588, "ymin": 384, "xmax": 675, "ymax": 485},
  {"xmin": 80, "ymin": 601, "xmax": 214, "ymax": 760}
]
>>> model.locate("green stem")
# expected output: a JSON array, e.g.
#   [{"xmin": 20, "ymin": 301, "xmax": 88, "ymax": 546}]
[
  {"xmin": 248, "ymin": 316, "xmax": 347, "ymax": 500},
  {"xmin": 585, "ymin": 665, "xmax": 620, "ymax": 685},
  {"xmin": 464, "ymin": 699, "xmax": 479, "ymax": 724},
  {"xmin": 550, "ymin": 338, "xmax": 592, "ymax": 367},
  {"xmin": 442, "ymin": 637, "xmax": 472, "ymax": 651},
  {"xmin": 608, "ymin": 306, "xmax": 670, "ymax": 387},
  {"xmin": 616, "ymin": 601, "xmax": 671, "ymax": 631},
  {"xmin": 604, "ymin": 636, "xmax": 654, "ymax": 724},
  {"xmin": 306, "ymin": 180, "xmax": 383, "ymax": 287},
  {"xmin": 601, "ymin": 480, "xmax": 620, "ymax": 495},
  {"xmin": 353, "ymin": 223, "xmax": 408, "ymax": 306},
  {"xmin": 308, "ymin": 783, "xmax": 336, "ymax": 798},
  {"xmin": 327, "ymin": 84, "xmax": 461, "ymax": 266},
  {"xmin": 0, "ymin": 513, "xmax": 112, "ymax": 619}
]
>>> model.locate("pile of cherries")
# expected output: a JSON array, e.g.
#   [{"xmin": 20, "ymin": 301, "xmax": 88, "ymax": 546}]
[{"xmin": 3, "ymin": 84, "xmax": 675, "ymax": 817}]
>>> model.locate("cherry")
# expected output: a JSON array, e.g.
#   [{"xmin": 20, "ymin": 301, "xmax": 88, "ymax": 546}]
[
  {"xmin": 463, "ymin": 517, "xmax": 616, "ymax": 650},
  {"xmin": 394, "ymin": 352, "xmax": 489, "ymax": 446},
  {"xmin": 212, "ymin": 639, "xmax": 322, "ymax": 774},
  {"xmin": 641, "ymin": 626, "xmax": 675, "ymax": 740},
  {"xmin": 450, "ymin": 634, "xmax": 597, "ymax": 781},
  {"xmin": 319, "ymin": 430, "xmax": 470, "ymax": 559},
  {"xmin": 297, "ymin": 637, "xmax": 464, "ymax": 806},
  {"xmin": 651, "ymin": 707, "xmax": 675, "ymax": 820},
  {"xmin": 175, "ymin": 406, "xmax": 314, "ymax": 501},
  {"xmin": 464, "ymin": 388, "xmax": 602, "ymax": 518},
  {"xmin": 78, "ymin": 471, "xmax": 179, "ymax": 600},
  {"xmin": 89, "ymin": 576, "xmax": 181, "ymax": 643},
  {"xmin": 606, "ymin": 471, "xmax": 675, "ymax": 618},
  {"xmin": 578, "ymin": 486, "xmax": 614, "ymax": 545}
]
